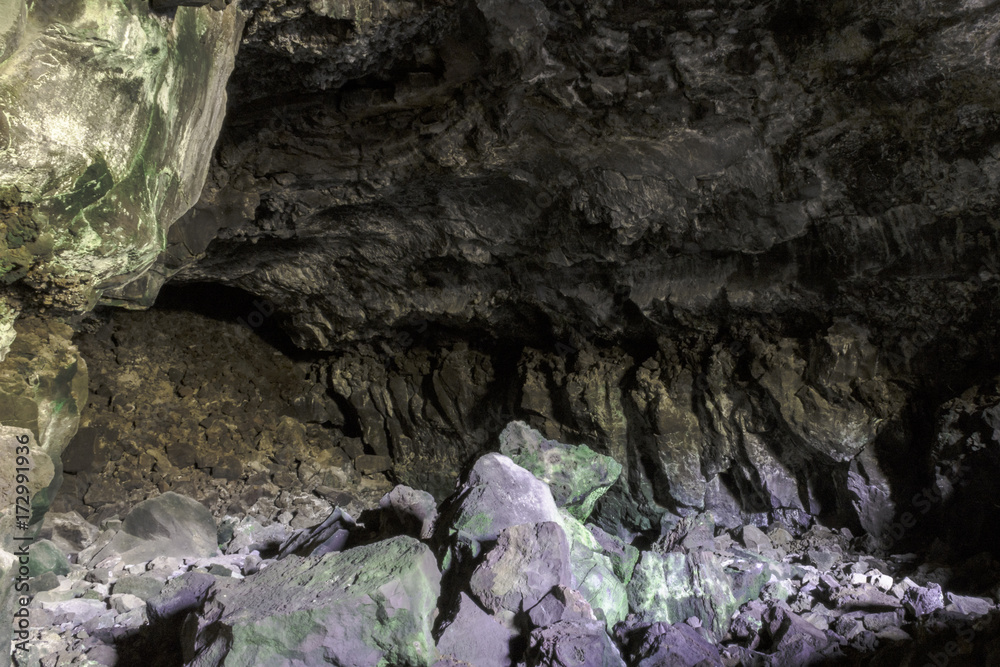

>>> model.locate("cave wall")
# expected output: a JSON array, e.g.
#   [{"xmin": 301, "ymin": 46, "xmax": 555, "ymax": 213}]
[{"xmin": 0, "ymin": 0, "xmax": 999, "ymax": 571}]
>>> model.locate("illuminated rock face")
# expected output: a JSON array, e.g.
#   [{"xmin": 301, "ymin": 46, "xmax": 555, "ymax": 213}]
[{"xmin": 0, "ymin": 0, "xmax": 243, "ymax": 320}]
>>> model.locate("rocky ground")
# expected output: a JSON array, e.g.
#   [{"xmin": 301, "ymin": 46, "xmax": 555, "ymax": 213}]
[
  {"xmin": 54, "ymin": 301, "xmax": 394, "ymax": 528},
  {"xmin": 14, "ymin": 422, "xmax": 1000, "ymax": 667}
]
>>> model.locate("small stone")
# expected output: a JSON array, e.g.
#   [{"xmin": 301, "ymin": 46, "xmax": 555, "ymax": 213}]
[
  {"xmin": 110, "ymin": 594, "xmax": 145, "ymax": 614},
  {"xmin": 903, "ymin": 583, "xmax": 945, "ymax": 618},
  {"xmin": 945, "ymin": 592, "xmax": 993, "ymax": 616},
  {"xmin": 871, "ymin": 573, "xmax": 893, "ymax": 591},
  {"xmin": 801, "ymin": 611, "xmax": 829, "ymax": 631},
  {"xmin": 739, "ymin": 525, "xmax": 772, "ymax": 553},
  {"xmin": 808, "ymin": 550, "xmax": 838, "ymax": 571},
  {"xmin": 86, "ymin": 645, "xmax": 118, "ymax": 667},
  {"xmin": 890, "ymin": 577, "xmax": 918, "ymax": 600},
  {"xmin": 833, "ymin": 615, "xmax": 864, "ymax": 640},
  {"xmin": 862, "ymin": 611, "xmax": 901, "ymax": 632}
]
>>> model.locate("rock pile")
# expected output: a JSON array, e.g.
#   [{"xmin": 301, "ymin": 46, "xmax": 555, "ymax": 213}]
[{"xmin": 14, "ymin": 423, "xmax": 1000, "ymax": 667}]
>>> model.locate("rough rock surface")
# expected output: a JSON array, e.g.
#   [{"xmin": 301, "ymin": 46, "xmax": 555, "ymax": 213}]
[
  {"xmin": 526, "ymin": 619, "xmax": 627, "ymax": 667},
  {"xmin": 86, "ymin": 492, "xmax": 218, "ymax": 566},
  {"xmin": 0, "ymin": 1, "xmax": 244, "ymax": 323},
  {"xmin": 469, "ymin": 520, "xmax": 572, "ymax": 614},
  {"xmin": 4, "ymin": 0, "xmax": 995, "ymax": 553},
  {"xmin": 440, "ymin": 452, "xmax": 563, "ymax": 542},
  {"xmin": 499, "ymin": 420, "xmax": 622, "ymax": 521},
  {"xmin": 6, "ymin": 0, "xmax": 1000, "ymax": 664},
  {"xmin": 436, "ymin": 592, "xmax": 516, "ymax": 667},
  {"xmin": 186, "ymin": 535, "xmax": 441, "ymax": 667}
]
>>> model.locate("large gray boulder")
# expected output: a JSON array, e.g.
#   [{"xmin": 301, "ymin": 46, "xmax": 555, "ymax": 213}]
[
  {"xmin": 443, "ymin": 453, "xmax": 563, "ymax": 542},
  {"xmin": 186, "ymin": 536, "xmax": 441, "ymax": 667},
  {"xmin": 469, "ymin": 521, "xmax": 571, "ymax": 614},
  {"xmin": 436, "ymin": 593, "xmax": 516, "ymax": 667},
  {"xmin": 87, "ymin": 492, "xmax": 218, "ymax": 566}
]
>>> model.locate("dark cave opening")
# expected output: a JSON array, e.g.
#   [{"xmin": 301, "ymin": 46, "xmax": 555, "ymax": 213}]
[{"xmin": 151, "ymin": 281, "xmax": 305, "ymax": 359}]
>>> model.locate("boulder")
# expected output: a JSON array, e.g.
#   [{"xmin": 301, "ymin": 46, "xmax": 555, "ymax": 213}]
[
  {"xmin": 436, "ymin": 593, "xmax": 516, "ymax": 667},
  {"xmin": 86, "ymin": 492, "xmax": 218, "ymax": 565},
  {"xmin": 186, "ymin": 536, "xmax": 441, "ymax": 667},
  {"xmin": 526, "ymin": 619, "xmax": 626, "ymax": 667},
  {"xmin": 586, "ymin": 524, "xmax": 640, "ymax": 585},
  {"xmin": 904, "ymin": 582, "xmax": 945, "ymax": 618},
  {"xmin": 470, "ymin": 521, "xmax": 571, "ymax": 614},
  {"xmin": 626, "ymin": 550, "xmax": 752, "ymax": 640},
  {"xmin": 441, "ymin": 453, "xmax": 563, "ymax": 542},
  {"xmin": 560, "ymin": 510, "xmax": 629, "ymax": 629},
  {"xmin": 146, "ymin": 572, "xmax": 219, "ymax": 622},
  {"xmin": 499, "ymin": 421, "xmax": 622, "ymax": 521},
  {"xmin": 40, "ymin": 511, "xmax": 99, "ymax": 555},
  {"xmin": 528, "ymin": 586, "xmax": 597, "ymax": 628},
  {"xmin": 26, "ymin": 539, "xmax": 69, "ymax": 578},
  {"xmin": 763, "ymin": 602, "xmax": 842, "ymax": 664},
  {"xmin": 739, "ymin": 525, "xmax": 772, "ymax": 553},
  {"xmin": 223, "ymin": 516, "xmax": 290, "ymax": 555},
  {"xmin": 379, "ymin": 485, "xmax": 438, "ymax": 540},
  {"xmin": 276, "ymin": 507, "xmax": 356, "ymax": 558},
  {"xmin": 617, "ymin": 620, "xmax": 723, "ymax": 667},
  {"xmin": 945, "ymin": 592, "xmax": 993, "ymax": 616}
]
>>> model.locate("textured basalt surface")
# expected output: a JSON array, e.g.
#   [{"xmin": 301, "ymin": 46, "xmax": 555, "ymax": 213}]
[{"xmin": 2, "ymin": 0, "xmax": 1000, "ymax": 664}]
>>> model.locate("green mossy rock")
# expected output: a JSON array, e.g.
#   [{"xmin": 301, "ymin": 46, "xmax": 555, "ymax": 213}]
[
  {"xmin": 25, "ymin": 539, "xmax": 69, "ymax": 578},
  {"xmin": 626, "ymin": 550, "xmax": 739, "ymax": 640},
  {"xmin": 188, "ymin": 536, "xmax": 441, "ymax": 667},
  {"xmin": 499, "ymin": 421, "xmax": 622, "ymax": 521},
  {"xmin": 559, "ymin": 509, "xmax": 629, "ymax": 630}
]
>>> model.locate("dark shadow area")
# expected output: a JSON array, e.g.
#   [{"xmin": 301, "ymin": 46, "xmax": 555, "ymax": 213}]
[
  {"xmin": 152, "ymin": 281, "xmax": 306, "ymax": 359},
  {"xmin": 114, "ymin": 615, "xmax": 186, "ymax": 667}
]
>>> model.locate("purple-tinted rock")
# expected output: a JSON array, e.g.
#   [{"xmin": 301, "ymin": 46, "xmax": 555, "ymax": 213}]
[
  {"xmin": 146, "ymin": 572, "xmax": 218, "ymax": 622},
  {"xmin": 945, "ymin": 592, "xmax": 993, "ymax": 616},
  {"xmin": 437, "ymin": 593, "xmax": 516, "ymax": 667},
  {"xmin": 526, "ymin": 619, "xmax": 626, "ymax": 667},
  {"xmin": 904, "ymin": 582, "xmax": 945, "ymax": 618},
  {"xmin": 276, "ymin": 507, "xmax": 356, "ymax": 558},
  {"xmin": 470, "ymin": 521, "xmax": 571, "ymax": 614},
  {"xmin": 762, "ymin": 602, "xmax": 843, "ymax": 665},
  {"xmin": 379, "ymin": 484, "xmax": 438, "ymax": 539},
  {"xmin": 527, "ymin": 586, "xmax": 597, "ymax": 628},
  {"xmin": 444, "ymin": 453, "xmax": 563, "ymax": 542},
  {"xmin": 619, "ymin": 621, "xmax": 723, "ymax": 667},
  {"xmin": 729, "ymin": 600, "xmax": 767, "ymax": 647}
]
